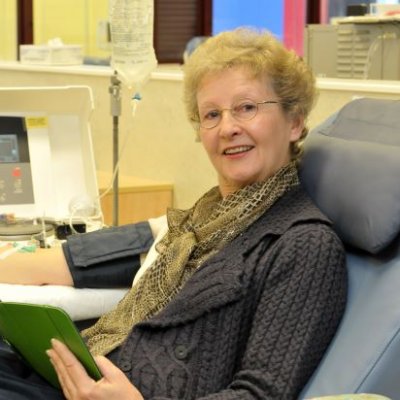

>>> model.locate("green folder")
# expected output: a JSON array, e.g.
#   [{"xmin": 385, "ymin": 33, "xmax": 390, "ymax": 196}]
[{"xmin": 0, "ymin": 301, "xmax": 102, "ymax": 388}]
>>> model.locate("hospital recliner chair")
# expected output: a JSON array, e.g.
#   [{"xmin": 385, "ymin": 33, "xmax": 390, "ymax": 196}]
[
  {"xmin": 0, "ymin": 97, "xmax": 399, "ymax": 400},
  {"xmin": 299, "ymin": 98, "xmax": 400, "ymax": 400}
]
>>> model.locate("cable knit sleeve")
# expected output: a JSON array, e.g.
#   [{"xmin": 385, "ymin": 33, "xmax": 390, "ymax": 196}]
[{"xmin": 214, "ymin": 223, "xmax": 347, "ymax": 399}]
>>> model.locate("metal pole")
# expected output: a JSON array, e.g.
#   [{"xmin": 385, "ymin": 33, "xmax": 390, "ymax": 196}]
[{"xmin": 109, "ymin": 72, "xmax": 121, "ymax": 226}]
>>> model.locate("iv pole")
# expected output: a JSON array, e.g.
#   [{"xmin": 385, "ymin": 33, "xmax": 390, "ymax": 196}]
[{"xmin": 109, "ymin": 71, "xmax": 121, "ymax": 226}]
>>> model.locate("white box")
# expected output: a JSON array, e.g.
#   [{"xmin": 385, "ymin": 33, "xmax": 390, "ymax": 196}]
[
  {"xmin": 370, "ymin": 3, "xmax": 400, "ymax": 16},
  {"xmin": 0, "ymin": 86, "xmax": 100, "ymax": 222},
  {"xmin": 20, "ymin": 45, "xmax": 83, "ymax": 65}
]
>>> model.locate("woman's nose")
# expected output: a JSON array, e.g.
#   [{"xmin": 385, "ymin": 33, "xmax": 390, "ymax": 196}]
[{"xmin": 218, "ymin": 110, "xmax": 240, "ymax": 137}]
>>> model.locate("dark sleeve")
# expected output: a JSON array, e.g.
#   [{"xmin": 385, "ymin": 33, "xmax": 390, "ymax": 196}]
[
  {"xmin": 225, "ymin": 223, "xmax": 347, "ymax": 400},
  {"xmin": 62, "ymin": 221, "xmax": 154, "ymax": 289}
]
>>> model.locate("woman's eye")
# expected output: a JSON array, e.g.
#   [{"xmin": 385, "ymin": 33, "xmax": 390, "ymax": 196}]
[
  {"xmin": 237, "ymin": 102, "xmax": 257, "ymax": 114},
  {"xmin": 204, "ymin": 110, "xmax": 220, "ymax": 120}
]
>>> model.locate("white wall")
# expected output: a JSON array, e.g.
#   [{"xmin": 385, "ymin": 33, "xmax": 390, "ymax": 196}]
[{"xmin": 1, "ymin": 63, "xmax": 400, "ymax": 209}]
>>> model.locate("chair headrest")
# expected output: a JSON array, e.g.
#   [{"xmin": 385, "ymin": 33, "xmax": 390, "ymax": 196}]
[{"xmin": 300, "ymin": 98, "xmax": 400, "ymax": 254}]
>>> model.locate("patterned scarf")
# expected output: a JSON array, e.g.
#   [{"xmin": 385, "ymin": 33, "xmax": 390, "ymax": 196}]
[{"xmin": 83, "ymin": 162, "xmax": 299, "ymax": 356}]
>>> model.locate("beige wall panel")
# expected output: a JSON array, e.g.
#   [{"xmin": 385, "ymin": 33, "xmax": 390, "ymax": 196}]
[
  {"xmin": 33, "ymin": 0, "xmax": 109, "ymax": 57},
  {"xmin": 0, "ymin": 0, "xmax": 17, "ymax": 60},
  {"xmin": 85, "ymin": 0, "xmax": 110, "ymax": 57},
  {"xmin": 34, "ymin": 0, "xmax": 86, "ymax": 45}
]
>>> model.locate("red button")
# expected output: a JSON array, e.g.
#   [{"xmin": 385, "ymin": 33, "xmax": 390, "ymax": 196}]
[{"xmin": 12, "ymin": 167, "xmax": 21, "ymax": 177}]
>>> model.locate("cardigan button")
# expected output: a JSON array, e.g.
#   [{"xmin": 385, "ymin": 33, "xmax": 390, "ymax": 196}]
[
  {"xmin": 119, "ymin": 361, "xmax": 132, "ymax": 372},
  {"xmin": 174, "ymin": 345, "xmax": 188, "ymax": 360}
]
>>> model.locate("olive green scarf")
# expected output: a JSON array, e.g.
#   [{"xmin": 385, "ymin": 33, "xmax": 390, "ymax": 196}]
[{"xmin": 83, "ymin": 162, "xmax": 299, "ymax": 356}]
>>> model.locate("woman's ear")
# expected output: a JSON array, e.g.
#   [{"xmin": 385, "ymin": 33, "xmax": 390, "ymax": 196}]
[{"xmin": 289, "ymin": 115, "xmax": 305, "ymax": 142}]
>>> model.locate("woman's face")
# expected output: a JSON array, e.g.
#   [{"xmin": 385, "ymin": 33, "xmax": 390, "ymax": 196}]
[{"xmin": 196, "ymin": 67, "xmax": 303, "ymax": 197}]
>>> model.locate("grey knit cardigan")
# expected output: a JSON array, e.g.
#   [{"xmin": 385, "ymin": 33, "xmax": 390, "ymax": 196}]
[{"xmin": 114, "ymin": 185, "xmax": 347, "ymax": 400}]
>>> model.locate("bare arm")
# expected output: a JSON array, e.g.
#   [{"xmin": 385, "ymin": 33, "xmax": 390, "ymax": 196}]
[
  {"xmin": 0, "ymin": 246, "xmax": 73, "ymax": 286},
  {"xmin": 0, "ymin": 218, "xmax": 162, "ymax": 288}
]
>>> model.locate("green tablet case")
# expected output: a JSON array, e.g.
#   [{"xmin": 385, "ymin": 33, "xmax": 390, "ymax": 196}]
[{"xmin": 0, "ymin": 301, "xmax": 102, "ymax": 388}]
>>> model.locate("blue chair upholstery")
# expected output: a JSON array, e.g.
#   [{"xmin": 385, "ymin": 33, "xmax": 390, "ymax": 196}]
[{"xmin": 299, "ymin": 98, "xmax": 400, "ymax": 399}]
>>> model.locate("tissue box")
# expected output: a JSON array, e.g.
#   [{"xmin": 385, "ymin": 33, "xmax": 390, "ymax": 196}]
[{"xmin": 20, "ymin": 44, "xmax": 83, "ymax": 66}]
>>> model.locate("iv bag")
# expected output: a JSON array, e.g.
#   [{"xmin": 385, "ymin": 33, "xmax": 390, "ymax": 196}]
[{"xmin": 109, "ymin": 0, "xmax": 158, "ymax": 90}]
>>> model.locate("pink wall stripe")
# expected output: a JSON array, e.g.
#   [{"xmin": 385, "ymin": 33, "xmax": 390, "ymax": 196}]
[
  {"xmin": 320, "ymin": 0, "xmax": 329, "ymax": 23},
  {"xmin": 283, "ymin": 0, "xmax": 307, "ymax": 56}
]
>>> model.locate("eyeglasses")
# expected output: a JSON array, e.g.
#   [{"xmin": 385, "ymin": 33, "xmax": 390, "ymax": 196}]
[{"xmin": 196, "ymin": 98, "xmax": 280, "ymax": 130}]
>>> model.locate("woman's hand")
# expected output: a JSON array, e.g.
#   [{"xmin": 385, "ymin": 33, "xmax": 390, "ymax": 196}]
[{"xmin": 47, "ymin": 339, "xmax": 143, "ymax": 400}]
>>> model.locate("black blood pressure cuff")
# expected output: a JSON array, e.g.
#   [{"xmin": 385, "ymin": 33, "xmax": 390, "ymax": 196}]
[{"xmin": 62, "ymin": 221, "xmax": 154, "ymax": 288}]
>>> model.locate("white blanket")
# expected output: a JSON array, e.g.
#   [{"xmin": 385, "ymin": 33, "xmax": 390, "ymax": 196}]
[{"xmin": 0, "ymin": 283, "xmax": 128, "ymax": 321}]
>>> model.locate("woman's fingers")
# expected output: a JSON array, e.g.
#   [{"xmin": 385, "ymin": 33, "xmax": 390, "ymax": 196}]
[
  {"xmin": 47, "ymin": 338, "xmax": 95, "ymax": 398},
  {"xmin": 47, "ymin": 339, "xmax": 144, "ymax": 400}
]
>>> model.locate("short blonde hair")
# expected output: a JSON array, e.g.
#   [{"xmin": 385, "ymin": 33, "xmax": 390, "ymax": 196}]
[{"xmin": 183, "ymin": 28, "xmax": 317, "ymax": 160}]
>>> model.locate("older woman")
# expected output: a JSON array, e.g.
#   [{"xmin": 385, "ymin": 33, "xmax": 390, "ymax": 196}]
[{"xmin": 0, "ymin": 28, "xmax": 347, "ymax": 400}]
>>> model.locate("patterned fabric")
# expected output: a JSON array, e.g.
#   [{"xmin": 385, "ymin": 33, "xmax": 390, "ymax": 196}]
[{"xmin": 83, "ymin": 162, "xmax": 299, "ymax": 356}]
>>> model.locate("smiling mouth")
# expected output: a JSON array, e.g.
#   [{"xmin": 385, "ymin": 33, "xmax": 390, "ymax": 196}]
[{"xmin": 223, "ymin": 145, "xmax": 254, "ymax": 155}]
